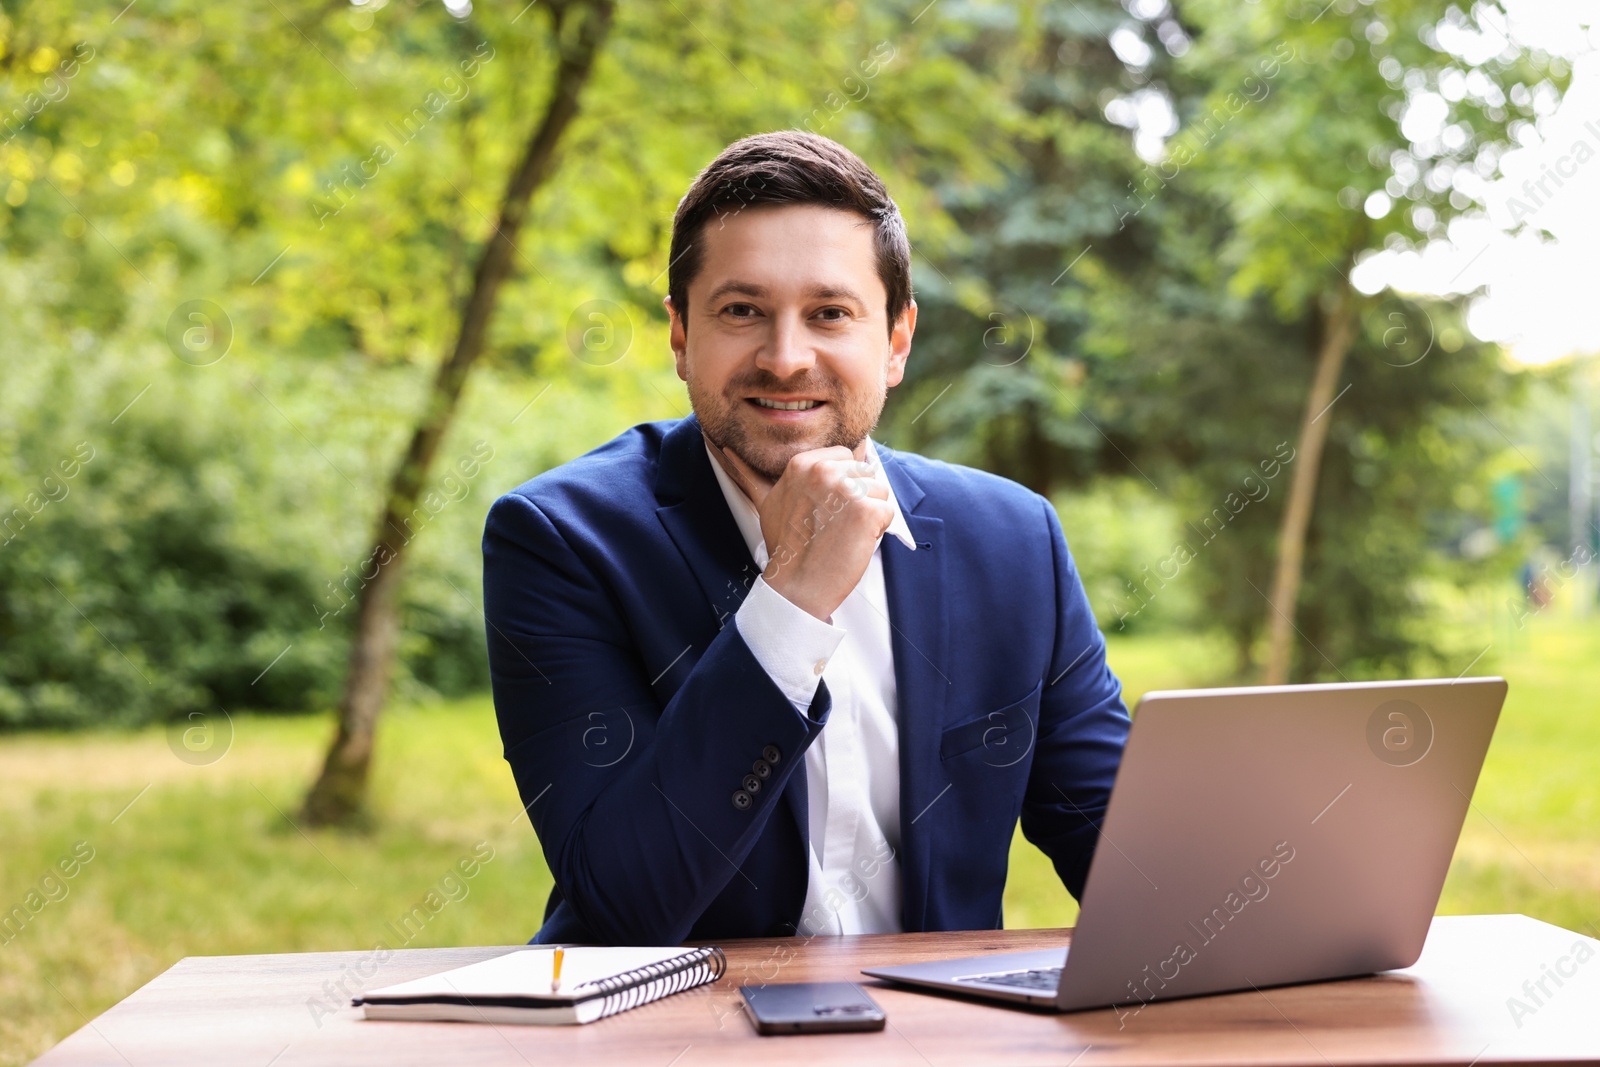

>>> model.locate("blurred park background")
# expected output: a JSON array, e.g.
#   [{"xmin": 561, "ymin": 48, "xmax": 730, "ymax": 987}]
[{"xmin": 3, "ymin": 0, "xmax": 1598, "ymax": 1061}]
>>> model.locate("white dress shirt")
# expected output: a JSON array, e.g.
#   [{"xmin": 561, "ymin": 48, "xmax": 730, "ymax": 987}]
[{"xmin": 703, "ymin": 439, "xmax": 916, "ymax": 936}]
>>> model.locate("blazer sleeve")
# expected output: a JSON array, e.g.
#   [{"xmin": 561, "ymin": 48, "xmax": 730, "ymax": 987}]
[
  {"xmin": 1018, "ymin": 495, "xmax": 1133, "ymax": 901},
  {"xmin": 482, "ymin": 491, "xmax": 831, "ymax": 945}
]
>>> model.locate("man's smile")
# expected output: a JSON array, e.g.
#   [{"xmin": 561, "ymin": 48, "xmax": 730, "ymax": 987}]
[
  {"xmin": 744, "ymin": 396, "xmax": 830, "ymax": 422},
  {"xmin": 750, "ymin": 397, "xmax": 824, "ymax": 410}
]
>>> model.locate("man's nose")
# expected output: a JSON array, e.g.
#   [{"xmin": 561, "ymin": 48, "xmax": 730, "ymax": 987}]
[{"xmin": 756, "ymin": 312, "xmax": 816, "ymax": 380}]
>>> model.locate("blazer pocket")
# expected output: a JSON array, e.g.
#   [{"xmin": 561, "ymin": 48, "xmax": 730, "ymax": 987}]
[{"xmin": 939, "ymin": 680, "xmax": 1044, "ymax": 763}]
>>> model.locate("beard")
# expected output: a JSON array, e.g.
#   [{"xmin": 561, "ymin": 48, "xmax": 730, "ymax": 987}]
[{"xmin": 687, "ymin": 365, "xmax": 887, "ymax": 482}]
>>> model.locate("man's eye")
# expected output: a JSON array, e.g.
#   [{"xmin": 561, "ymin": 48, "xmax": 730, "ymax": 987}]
[
  {"xmin": 723, "ymin": 303, "xmax": 759, "ymax": 318},
  {"xmin": 815, "ymin": 307, "xmax": 848, "ymax": 321}
]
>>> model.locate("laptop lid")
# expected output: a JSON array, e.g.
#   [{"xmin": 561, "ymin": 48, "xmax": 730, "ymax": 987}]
[{"xmin": 1054, "ymin": 677, "xmax": 1505, "ymax": 1013}]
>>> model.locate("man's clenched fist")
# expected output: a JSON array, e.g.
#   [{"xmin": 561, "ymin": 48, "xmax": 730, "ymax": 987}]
[{"xmin": 744, "ymin": 446, "xmax": 893, "ymax": 623}]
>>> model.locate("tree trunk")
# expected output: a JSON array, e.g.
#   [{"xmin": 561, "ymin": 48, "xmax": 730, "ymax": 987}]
[
  {"xmin": 301, "ymin": 0, "xmax": 616, "ymax": 826},
  {"xmin": 1262, "ymin": 273, "xmax": 1356, "ymax": 685}
]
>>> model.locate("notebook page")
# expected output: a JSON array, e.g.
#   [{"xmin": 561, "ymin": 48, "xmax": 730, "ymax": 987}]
[{"xmin": 362, "ymin": 947, "xmax": 698, "ymax": 1001}]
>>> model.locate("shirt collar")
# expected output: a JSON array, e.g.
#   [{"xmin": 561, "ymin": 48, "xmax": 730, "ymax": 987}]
[{"xmin": 703, "ymin": 437, "xmax": 917, "ymax": 569}]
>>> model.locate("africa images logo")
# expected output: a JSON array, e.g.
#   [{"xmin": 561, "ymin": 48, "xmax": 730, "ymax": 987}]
[{"xmin": 1366, "ymin": 699, "xmax": 1434, "ymax": 768}]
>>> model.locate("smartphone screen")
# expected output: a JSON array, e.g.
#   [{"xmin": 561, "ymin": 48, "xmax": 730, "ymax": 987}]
[{"xmin": 740, "ymin": 981, "xmax": 887, "ymax": 1034}]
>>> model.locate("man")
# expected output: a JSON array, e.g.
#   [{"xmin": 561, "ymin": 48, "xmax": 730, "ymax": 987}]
[{"xmin": 483, "ymin": 131, "xmax": 1129, "ymax": 947}]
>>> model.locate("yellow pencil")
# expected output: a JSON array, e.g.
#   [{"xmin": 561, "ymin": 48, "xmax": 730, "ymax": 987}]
[{"xmin": 551, "ymin": 947, "xmax": 564, "ymax": 993}]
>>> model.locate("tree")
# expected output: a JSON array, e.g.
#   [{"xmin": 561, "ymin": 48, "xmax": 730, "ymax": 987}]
[
  {"xmin": 877, "ymin": 0, "xmax": 1561, "ymax": 683},
  {"xmin": 297, "ymin": 0, "xmax": 1037, "ymax": 823},
  {"xmin": 1173, "ymin": 0, "xmax": 1568, "ymax": 681},
  {"xmin": 881, "ymin": 0, "xmax": 1175, "ymax": 491},
  {"xmin": 0, "ymin": 1, "xmax": 1052, "ymax": 752},
  {"xmin": 301, "ymin": 0, "xmax": 617, "ymax": 826}
]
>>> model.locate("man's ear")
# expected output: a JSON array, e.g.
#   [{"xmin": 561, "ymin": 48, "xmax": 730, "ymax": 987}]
[
  {"xmin": 886, "ymin": 299, "xmax": 916, "ymax": 389},
  {"xmin": 665, "ymin": 295, "xmax": 688, "ymax": 382}
]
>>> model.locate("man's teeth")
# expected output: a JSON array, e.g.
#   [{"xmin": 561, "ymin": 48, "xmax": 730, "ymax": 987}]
[{"xmin": 753, "ymin": 398, "xmax": 821, "ymax": 410}]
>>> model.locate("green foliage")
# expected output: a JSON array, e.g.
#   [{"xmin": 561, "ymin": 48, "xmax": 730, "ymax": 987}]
[
  {"xmin": 0, "ymin": 0, "xmax": 1580, "ymax": 718},
  {"xmin": 1053, "ymin": 478, "xmax": 1199, "ymax": 635},
  {"xmin": 0, "ymin": 406, "xmax": 338, "ymax": 727},
  {"xmin": 879, "ymin": 0, "xmax": 1153, "ymax": 490},
  {"xmin": 1087, "ymin": 230, "xmax": 1533, "ymax": 677},
  {"xmin": 0, "ymin": 0, "xmax": 1021, "ymax": 730},
  {"xmin": 885, "ymin": 0, "xmax": 1569, "ymax": 680},
  {"xmin": 1180, "ymin": 0, "xmax": 1569, "ymax": 310}
]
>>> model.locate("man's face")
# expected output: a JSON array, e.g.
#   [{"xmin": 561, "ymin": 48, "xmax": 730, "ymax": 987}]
[{"xmin": 667, "ymin": 203, "xmax": 915, "ymax": 483}]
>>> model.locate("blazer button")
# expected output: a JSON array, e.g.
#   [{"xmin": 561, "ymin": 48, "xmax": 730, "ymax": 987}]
[
  {"xmin": 751, "ymin": 758, "xmax": 772, "ymax": 780},
  {"xmin": 762, "ymin": 744, "xmax": 782, "ymax": 765},
  {"xmin": 731, "ymin": 790, "xmax": 753, "ymax": 811},
  {"xmin": 741, "ymin": 773, "xmax": 763, "ymax": 794}
]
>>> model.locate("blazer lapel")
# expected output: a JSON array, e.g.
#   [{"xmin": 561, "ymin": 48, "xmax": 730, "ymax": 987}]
[
  {"xmin": 654, "ymin": 414, "xmax": 763, "ymax": 632},
  {"xmin": 876, "ymin": 441, "xmax": 949, "ymax": 933}
]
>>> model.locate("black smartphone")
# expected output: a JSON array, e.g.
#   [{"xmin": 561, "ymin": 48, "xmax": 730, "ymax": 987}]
[{"xmin": 739, "ymin": 981, "xmax": 886, "ymax": 1034}]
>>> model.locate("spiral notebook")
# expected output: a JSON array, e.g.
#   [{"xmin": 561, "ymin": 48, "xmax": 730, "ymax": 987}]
[{"xmin": 353, "ymin": 945, "xmax": 726, "ymax": 1025}]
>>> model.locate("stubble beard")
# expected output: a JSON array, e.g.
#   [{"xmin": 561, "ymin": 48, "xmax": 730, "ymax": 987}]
[{"xmin": 688, "ymin": 368, "xmax": 887, "ymax": 482}]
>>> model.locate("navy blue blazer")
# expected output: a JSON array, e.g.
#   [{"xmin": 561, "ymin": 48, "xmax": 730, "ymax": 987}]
[{"xmin": 482, "ymin": 414, "xmax": 1130, "ymax": 946}]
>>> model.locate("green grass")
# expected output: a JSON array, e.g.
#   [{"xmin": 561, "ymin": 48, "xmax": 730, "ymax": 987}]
[
  {"xmin": 0, "ymin": 701, "xmax": 555, "ymax": 1064},
  {"xmin": 4, "ymin": 618, "xmax": 1598, "ymax": 1064}
]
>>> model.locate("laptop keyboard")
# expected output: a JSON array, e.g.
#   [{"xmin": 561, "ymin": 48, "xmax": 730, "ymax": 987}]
[{"xmin": 958, "ymin": 966, "xmax": 1062, "ymax": 991}]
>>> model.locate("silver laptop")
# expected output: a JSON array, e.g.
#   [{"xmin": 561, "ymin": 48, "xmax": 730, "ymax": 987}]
[{"xmin": 863, "ymin": 677, "xmax": 1506, "ymax": 1013}]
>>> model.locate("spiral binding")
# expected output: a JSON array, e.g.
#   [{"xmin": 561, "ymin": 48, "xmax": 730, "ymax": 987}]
[{"xmin": 586, "ymin": 945, "xmax": 727, "ymax": 1020}]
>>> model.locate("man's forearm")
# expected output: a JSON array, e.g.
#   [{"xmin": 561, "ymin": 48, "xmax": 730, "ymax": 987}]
[{"xmin": 730, "ymin": 575, "xmax": 846, "ymax": 715}]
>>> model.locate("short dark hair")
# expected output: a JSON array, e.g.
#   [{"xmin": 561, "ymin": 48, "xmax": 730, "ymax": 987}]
[{"xmin": 667, "ymin": 131, "xmax": 912, "ymax": 335}]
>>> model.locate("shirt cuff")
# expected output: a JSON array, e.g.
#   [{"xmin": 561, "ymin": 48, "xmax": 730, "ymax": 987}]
[{"xmin": 733, "ymin": 576, "xmax": 847, "ymax": 713}]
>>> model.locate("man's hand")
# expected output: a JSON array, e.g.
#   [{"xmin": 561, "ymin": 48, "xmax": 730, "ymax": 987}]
[
  {"xmin": 702, "ymin": 437, "xmax": 895, "ymax": 622},
  {"xmin": 749, "ymin": 447, "xmax": 893, "ymax": 623}
]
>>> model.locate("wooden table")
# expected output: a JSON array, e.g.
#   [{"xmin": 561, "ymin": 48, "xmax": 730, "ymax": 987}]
[{"xmin": 31, "ymin": 914, "xmax": 1600, "ymax": 1066}]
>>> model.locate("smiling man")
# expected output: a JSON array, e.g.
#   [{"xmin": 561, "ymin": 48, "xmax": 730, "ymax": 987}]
[{"xmin": 483, "ymin": 131, "xmax": 1130, "ymax": 946}]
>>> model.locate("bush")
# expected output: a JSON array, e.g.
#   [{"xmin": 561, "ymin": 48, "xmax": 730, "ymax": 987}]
[
  {"xmin": 0, "ymin": 298, "xmax": 502, "ymax": 730},
  {"xmin": 1053, "ymin": 478, "xmax": 1197, "ymax": 635},
  {"xmin": 1, "ymin": 353, "xmax": 341, "ymax": 727}
]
